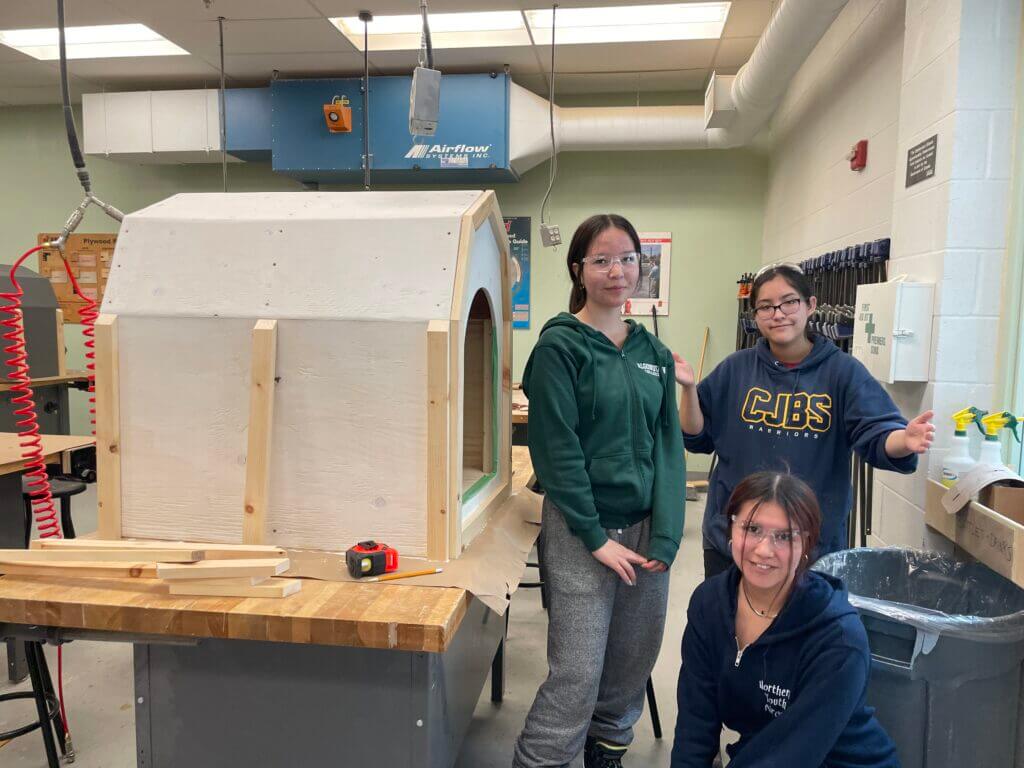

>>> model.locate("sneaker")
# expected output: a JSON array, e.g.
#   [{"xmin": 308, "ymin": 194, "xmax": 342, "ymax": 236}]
[{"xmin": 584, "ymin": 737, "xmax": 628, "ymax": 768}]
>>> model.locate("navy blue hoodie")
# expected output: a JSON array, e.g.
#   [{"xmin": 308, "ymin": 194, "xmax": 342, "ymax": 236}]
[
  {"xmin": 684, "ymin": 337, "xmax": 916, "ymax": 557},
  {"xmin": 671, "ymin": 567, "xmax": 900, "ymax": 768}
]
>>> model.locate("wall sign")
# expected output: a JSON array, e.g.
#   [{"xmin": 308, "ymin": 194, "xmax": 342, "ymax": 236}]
[
  {"xmin": 504, "ymin": 216, "xmax": 531, "ymax": 329},
  {"xmin": 906, "ymin": 134, "xmax": 938, "ymax": 188},
  {"xmin": 623, "ymin": 232, "xmax": 671, "ymax": 317}
]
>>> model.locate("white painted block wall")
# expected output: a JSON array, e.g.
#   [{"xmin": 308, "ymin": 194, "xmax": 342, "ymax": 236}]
[{"xmin": 761, "ymin": 0, "xmax": 1021, "ymax": 550}]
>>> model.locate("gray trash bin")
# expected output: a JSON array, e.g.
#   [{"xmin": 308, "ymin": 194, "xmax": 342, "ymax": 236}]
[{"xmin": 816, "ymin": 547, "xmax": 1024, "ymax": 768}]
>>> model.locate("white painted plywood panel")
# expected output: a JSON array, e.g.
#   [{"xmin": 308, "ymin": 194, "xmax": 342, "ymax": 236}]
[
  {"xmin": 265, "ymin": 319, "xmax": 428, "ymax": 554},
  {"xmin": 119, "ymin": 316, "xmax": 251, "ymax": 542},
  {"xmin": 103, "ymin": 191, "xmax": 481, "ymax": 321}
]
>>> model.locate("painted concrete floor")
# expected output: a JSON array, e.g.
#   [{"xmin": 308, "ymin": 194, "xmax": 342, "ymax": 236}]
[{"xmin": 0, "ymin": 486, "xmax": 707, "ymax": 768}]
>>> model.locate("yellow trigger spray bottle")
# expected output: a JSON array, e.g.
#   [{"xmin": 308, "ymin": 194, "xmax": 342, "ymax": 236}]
[
  {"xmin": 941, "ymin": 407, "xmax": 985, "ymax": 487},
  {"xmin": 978, "ymin": 412, "xmax": 1020, "ymax": 470}
]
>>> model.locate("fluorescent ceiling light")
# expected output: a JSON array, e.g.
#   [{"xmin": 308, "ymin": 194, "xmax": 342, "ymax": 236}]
[
  {"xmin": 0, "ymin": 23, "xmax": 188, "ymax": 60},
  {"xmin": 332, "ymin": 11, "xmax": 530, "ymax": 51},
  {"xmin": 525, "ymin": 2, "xmax": 730, "ymax": 45}
]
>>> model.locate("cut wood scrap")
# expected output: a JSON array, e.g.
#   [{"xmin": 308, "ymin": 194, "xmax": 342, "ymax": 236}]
[
  {"xmin": 168, "ymin": 577, "xmax": 302, "ymax": 598},
  {"xmin": 0, "ymin": 548, "xmax": 205, "ymax": 563},
  {"xmin": 0, "ymin": 560, "xmax": 157, "ymax": 578},
  {"xmin": 173, "ymin": 576, "xmax": 270, "ymax": 587},
  {"xmin": 156, "ymin": 558, "xmax": 289, "ymax": 580},
  {"xmin": 31, "ymin": 539, "xmax": 287, "ymax": 560}
]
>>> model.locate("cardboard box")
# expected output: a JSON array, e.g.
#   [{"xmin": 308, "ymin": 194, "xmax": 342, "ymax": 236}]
[
  {"xmin": 925, "ymin": 479, "xmax": 1024, "ymax": 587},
  {"xmin": 981, "ymin": 484, "xmax": 1024, "ymax": 527}
]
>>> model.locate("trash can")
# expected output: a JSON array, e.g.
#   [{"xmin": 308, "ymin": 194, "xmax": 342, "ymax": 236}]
[{"xmin": 816, "ymin": 548, "xmax": 1024, "ymax": 768}]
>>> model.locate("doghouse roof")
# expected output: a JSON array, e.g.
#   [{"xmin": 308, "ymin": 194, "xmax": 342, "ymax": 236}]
[{"xmin": 102, "ymin": 190, "xmax": 495, "ymax": 322}]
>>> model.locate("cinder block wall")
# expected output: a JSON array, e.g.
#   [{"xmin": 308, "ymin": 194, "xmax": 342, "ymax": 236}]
[{"xmin": 762, "ymin": 0, "xmax": 1022, "ymax": 549}]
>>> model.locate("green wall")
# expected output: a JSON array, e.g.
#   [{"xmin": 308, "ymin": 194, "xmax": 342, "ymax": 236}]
[{"xmin": 0, "ymin": 105, "xmax": 767, "ymax": 469}]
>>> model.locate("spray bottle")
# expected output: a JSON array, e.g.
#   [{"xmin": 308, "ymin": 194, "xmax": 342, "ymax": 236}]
[
  {"xmin": 941, "ymin": 407, "xmax": 985, "ymax": 487},
  {"xmin": 978, "ymin": 412, "xmax": 1021, "ymax": 470}
]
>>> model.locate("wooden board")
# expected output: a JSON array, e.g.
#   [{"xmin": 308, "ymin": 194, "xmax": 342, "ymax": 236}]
[
  {"xmin": 168, "ymin": 577, "xmax": 301, "ymax": 598},
  {"xmin": 0, "ymin": 372, "xmax": 91, "ymax": 394},
  {"xmin": 95, "ymin": 314, "xmax": 121, "ymax": 539},
  {"xmin": 0, "ymin": 575, "xmax": 469, "ymax": 652},
  {"xmin": 0, "ymin": 561, "xmax": 157, "ymax": 578},
  {"xmin": 0, "ymin": 549, "xmax": 205, "ymax": 563},
  {"xmin": 0, "ymin": 433, "xmax": 95, "ymax": 477},
  {"xmin": 426, "ymin": 320, "xmax": 450, "ymax": 561},
  {"xmin": 32, "ymin": 539, "xmax": 286, "ymax": 560},
  {"xmin": 242, "ymin": 319, "xmax": 277, "ymax": 545},
  {"xmin": 155, "ymin": 558, "xmax": 289, "ymax": 580}
]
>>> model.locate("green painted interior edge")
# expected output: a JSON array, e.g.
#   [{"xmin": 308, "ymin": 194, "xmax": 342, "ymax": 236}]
[{"xmin": 463, "ymin": 315, "xmax": 500, "ymax": 503}]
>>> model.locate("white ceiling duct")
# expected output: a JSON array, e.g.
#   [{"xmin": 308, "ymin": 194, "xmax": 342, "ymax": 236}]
[{"xmin": 510, "ymin": 0, "xmax": 850, "ymax": 174}]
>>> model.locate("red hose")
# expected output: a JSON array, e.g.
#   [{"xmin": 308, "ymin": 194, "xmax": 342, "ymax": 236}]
[{"xmin": 1, "ymin": 243, "xmax": 97, "ymax": 745}]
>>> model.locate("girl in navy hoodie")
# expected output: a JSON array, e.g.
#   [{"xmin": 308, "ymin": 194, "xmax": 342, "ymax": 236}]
[
  {"xmin": 674, "ymin": 264, "xmax": 934, "ymax": 578},
  {"xmin": 671, "ymin": 472, "xmax": 900, "ymax": 768}
]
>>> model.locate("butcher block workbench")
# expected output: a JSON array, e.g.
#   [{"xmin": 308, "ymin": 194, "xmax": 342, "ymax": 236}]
[{"xmin": 0, "ymin": 446, "xmax": 538, "ymax": 768}]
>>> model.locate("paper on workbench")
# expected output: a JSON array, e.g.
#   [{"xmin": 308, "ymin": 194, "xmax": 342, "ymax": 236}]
[
  {"xmin": 284, "ymin": 488, "xmax": 543, "ymax": 615},
  {"xmin": 942, "ymin": 464, "xmax": 1024, "ymax": 514}
]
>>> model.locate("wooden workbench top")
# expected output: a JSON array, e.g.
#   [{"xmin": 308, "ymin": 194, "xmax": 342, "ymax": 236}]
[
  {"xmin": 0, "ymin": 575, "xmax": 469, "ymax": 653},
  {"xmin": 0, "ymin": 432, "xmax": 95, "ymax": 476}
]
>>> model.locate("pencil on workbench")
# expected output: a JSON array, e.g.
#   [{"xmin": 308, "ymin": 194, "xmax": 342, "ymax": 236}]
[{"xmin": 366, "ymin": 567, "xmax": 443, "ymax": 582}]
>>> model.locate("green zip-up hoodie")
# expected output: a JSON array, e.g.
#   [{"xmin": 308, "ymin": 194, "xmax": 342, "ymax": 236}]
[{"xmin": 522, "ymin": 313, "xmax": 686, "ymax": 566}]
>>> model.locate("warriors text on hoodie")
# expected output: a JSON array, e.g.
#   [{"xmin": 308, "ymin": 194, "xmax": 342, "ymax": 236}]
[
  {"xmin": 671, "ymin": 568, "xmax": 900, "ymax": 768},
  {"xmin": 683, "ymin": 337, "xmax": 916, "ymax": 558},
  {"xmin": 522, "ymin": 313, "xmax": 686, "ymax": 566}
]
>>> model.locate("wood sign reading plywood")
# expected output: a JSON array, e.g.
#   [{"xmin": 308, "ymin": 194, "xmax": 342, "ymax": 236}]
[{"xmin": 96, "ymin": 190, "xmax": 512, "ymax": 561}]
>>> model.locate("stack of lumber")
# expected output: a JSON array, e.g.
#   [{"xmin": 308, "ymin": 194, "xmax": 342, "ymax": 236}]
[{"xmin": 0, "ymin": 539, "xmax": 302, "ymax": 598}]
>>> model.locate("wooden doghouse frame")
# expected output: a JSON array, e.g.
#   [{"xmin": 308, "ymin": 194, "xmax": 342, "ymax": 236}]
[{"xmin": 96, "ymin": 191, "xmax": 512, "ymax": 562}]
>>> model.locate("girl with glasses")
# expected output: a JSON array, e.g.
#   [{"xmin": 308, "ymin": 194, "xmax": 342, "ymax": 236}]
[
  {"xmin": 513, "ymin": 214, "xmax": 686, "ymax": 768},
  {"xmin": 671, "ymin": 472, "xmax": 900, "ymax": 767},
  {"xmin": 674, "ymin": 264, "xmax": 933, "ymax": 579}
]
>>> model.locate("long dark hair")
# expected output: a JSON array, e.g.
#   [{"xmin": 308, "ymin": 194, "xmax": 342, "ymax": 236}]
[
  {"xmin": 724, "ymin": 471, "xmax": 822, "ymax": 581},
  {"xmin": 566, "ymin": 214, "xmax": 643, "ymax": 313},
  {"xmin": 749, "ymin": 264, "xmax": 816, "ymax": 342}
]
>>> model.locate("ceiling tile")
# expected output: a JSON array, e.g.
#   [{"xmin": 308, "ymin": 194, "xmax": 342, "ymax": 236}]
[
  {"xmin": 366, "ymin": 46, "xmax": 542, "ymax": 76},
  {"xmin": 223, "ymin": 51, "xmax": 367, "ymax": 79},
  {"xmin": 514, "ymin": 68, "xmax": 709, "ymax": 97},
  {"xmin": 215, "ymin": 18, "xmax": 354, "ymax": 54},
  {"xmin": 0, "ymin": 60, "xmax": 64, "ymax": 86},
  {"xmin": 0, "ymin": 79, "xmax": 91, "ymax": 105},
  {"xmin": 0, "ymin": 0, "xmax": 132, "ymax": 29},
  {"xmin": 68, "ymin": 55, "xmax": 222, "ymax": 86},
  {"xmin": 722, "ymin": 0, "xmax": 773, "ymax": 38},
  {"xmin": 308, "ymin": 0, "xmax": 531, "ymax": 15},
  {"xmin": 713, "ymin": 35, "xmax": 758, "ymax": 68},
  {"xmin": 545, "ymin": 38, "xmax": 718, "ymax": 73},
  {"xmin": 137, "ymin": 0, "xmax": 324, "ymax": 21}
]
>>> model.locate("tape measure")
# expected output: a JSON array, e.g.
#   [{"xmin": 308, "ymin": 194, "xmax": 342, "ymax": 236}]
[{"xmin": 346, "ymin": 541, "xmax": 399, "ymax": 578}]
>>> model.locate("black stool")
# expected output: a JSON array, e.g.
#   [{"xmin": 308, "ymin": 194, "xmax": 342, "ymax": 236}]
[
  {"xmin": 22, "ymin": 475, "xmax": 87, "ymax": 546},
  {"xmin": 0, "ymin": 641, "xmax": 67, "ymax": 767}
]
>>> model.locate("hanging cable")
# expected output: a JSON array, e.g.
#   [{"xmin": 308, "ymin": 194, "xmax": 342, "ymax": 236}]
[
  {"xmin": 539, "ymin": 4, "xmax": 558, "ymax": 225},
  {"xmin": 57, "ymin": 0, "xmax": 88, "ymax": 195},
  {"xmin": 218, "ymin": 16, "xmax": 227, "ymax": 193},
  {"xmin": 419, "ymin": 0, "xmax": 434, "ymax": 70},
  {"xmin": 360, "ymin": 11, "xmax": 373, "ymax": 190}
]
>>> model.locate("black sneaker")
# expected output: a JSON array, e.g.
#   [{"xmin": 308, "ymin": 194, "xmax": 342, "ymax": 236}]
[{"xmin": 584, "ymin": 737, "xmax": 627, "ymax": 768}]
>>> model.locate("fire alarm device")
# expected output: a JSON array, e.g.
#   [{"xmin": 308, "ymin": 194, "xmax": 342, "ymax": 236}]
[
  {"xmin": 849, "ymin": 139, "xmax": 868, "ymax": 172},
  {"xmin": 324, "ymin": 96, "xmax": 353, "ymax": 133}
]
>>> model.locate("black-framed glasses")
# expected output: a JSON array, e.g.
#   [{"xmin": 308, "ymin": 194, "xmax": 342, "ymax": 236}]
[{"xmin": 753, "ymin": 297, "xmax": 804, "ymax": 319}]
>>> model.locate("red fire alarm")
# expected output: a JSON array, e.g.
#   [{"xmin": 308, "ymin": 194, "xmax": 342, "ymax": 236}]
[{"xmin": 849, "ymin": 139, "xmax": 868, "ymax": 171}]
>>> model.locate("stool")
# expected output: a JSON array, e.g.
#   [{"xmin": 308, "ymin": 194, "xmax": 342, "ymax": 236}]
[
  {"xmin": 0, "ymin": 641, "xmax": 67, "ymax": 768},
  {"xmin": 22, "ymin": 475, "xmax": 87, "ymax": 546}
]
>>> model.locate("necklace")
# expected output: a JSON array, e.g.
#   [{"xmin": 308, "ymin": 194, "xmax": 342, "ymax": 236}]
[{"xmin": 740, "ymin": 581, "xmax": 780, "ymax": 619}]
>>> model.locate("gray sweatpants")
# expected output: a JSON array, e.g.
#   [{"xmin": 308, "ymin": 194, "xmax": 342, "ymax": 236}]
[{"xmin": 512, "ymin": 498, "xmax": 671, "ymax": 768}]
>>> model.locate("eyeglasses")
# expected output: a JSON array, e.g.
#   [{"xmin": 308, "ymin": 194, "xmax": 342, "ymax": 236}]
[
  {"xmin": 753, "ymin": 297, "xmax": 804, "ymax": 319},
  {"xmin": 754, "ymin": 261, "xmax": 805, "ymax": 279},
  {"xmin": 582, "ymin": 252, "xmax": 640, "ymax": 272},
  {"xmin": 732, "ymin": 518, "xmax": 804, "ymax": 548}
]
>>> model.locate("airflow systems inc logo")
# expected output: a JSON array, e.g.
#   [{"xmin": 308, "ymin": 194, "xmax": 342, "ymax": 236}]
[{"xmin": 404, "ymin": 143, "xmax": 492, "ymax": 160}]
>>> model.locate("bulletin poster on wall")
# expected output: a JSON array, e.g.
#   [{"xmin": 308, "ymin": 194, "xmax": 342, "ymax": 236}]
[
  {"xmin": 504, "ymin": 216, "xmax": 531, "ymax": 329},
  {"xmin": 623, "ymin": 232, "xmax": 671, "ymax": 316}
]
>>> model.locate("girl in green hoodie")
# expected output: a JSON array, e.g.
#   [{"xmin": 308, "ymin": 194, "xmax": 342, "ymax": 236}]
[{"xmin": 512, "ymin": 214, "xmax": 687, "ymax": 768}]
